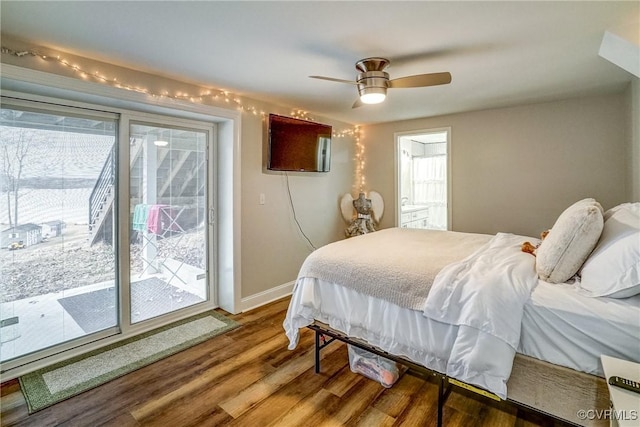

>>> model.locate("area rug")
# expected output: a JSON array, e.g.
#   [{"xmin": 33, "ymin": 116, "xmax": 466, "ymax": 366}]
[
  {"xmin": 57, "ymin": 277, "xmax": 205, "ymax": 333},
  {"xmin": 19, "ymin": 310, "xmax": 238, "ymax": 413}
]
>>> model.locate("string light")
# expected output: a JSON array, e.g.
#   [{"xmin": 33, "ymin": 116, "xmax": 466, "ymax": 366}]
[
  {"xmin": 352, "ymin": 126, "xmax": 366, "ymax": 192},
  {"xmin": 288, "ymin": 109, "xmax": 366, "ymax": 190},
  {"xmin": 1, "ymin": 45, "xmax": 365, "ymax": 184},
  {"xmin": 290, "ymin": 109, "xmax": 313, "ymax": 121},
  {"xmin": 1, "ymin": 46, "xmax": 262, "ymax": 115}
]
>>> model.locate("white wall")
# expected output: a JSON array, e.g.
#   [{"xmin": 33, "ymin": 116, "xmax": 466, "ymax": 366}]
[
  {"xmin": 240, "ymin": 112, "xmax": 355, "ymax": 299},
  {"xmin": 362, "ymin": 93, "xmax": 629, "ymax": 237}
]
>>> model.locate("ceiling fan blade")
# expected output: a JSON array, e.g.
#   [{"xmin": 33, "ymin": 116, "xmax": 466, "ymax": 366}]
[
  {"xmin": 352, "ymin": 98, "xmax": 363, "ymax": 109},
  {"xmin": 388, "ymin": 72, "xmax": 452, "ymax": 88},
  {"xmin": 309, "ymin": 76, "xmax": 358, "ymax": 85}
]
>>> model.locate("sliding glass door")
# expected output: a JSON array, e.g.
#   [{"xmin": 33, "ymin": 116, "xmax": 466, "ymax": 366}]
[
  {"xmin": 1, "ymin": 97, "xmax": 215, "ymax": 368},
  {"xmin": 128, "ymin": 122, "xmax": 210, "ymax": 323},
  {"xmin": 0, "ymin": 102, "xmax": 117, "ymax": 361}
]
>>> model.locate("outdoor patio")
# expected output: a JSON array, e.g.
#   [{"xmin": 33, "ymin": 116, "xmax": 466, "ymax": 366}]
[{"xmin": 0, "ymin": 267, "xmax": 206, "ymax": 363}]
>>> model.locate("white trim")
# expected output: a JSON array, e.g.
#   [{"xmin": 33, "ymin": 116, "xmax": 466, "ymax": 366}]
[
  {"xmin": 216, "ymin": 118, "xmax": 242, "ymax": 314},
  {"xmin": 599, "ymin": 31, "xmax": 640, "ymax": 78},
  {"xmin": 240, "ymin": 281, "xmax": 295, "ymax": 312}
]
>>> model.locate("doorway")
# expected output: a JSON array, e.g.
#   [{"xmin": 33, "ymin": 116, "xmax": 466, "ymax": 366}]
[{"xmin": 396, "ymin": 128, "xmax": 451, "ymax": 230}]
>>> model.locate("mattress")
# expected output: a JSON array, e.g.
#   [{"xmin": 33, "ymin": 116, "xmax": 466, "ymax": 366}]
[
  {"xmin": 285, "ymin": 276, "xmax": 640, "ymax": 382},
  {"xmin": 520, "ymin": 280, "xmax": 640, "ymax": 375}
]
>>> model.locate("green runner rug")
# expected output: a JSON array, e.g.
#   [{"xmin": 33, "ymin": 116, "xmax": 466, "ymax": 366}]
[{"xmin": 19, "ymin": 310, "xmax": 239, "ymax": 413}]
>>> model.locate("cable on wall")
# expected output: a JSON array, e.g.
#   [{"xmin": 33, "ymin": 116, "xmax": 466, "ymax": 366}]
[{"xmin": 284, "ymin": 172, "xmax": 317, "ymax": 251}]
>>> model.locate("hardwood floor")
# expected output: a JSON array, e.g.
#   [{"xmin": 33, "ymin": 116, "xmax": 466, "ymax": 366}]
[{"xmin": 1, "ymin": 298, "xmax": 568, "ymax": 426}]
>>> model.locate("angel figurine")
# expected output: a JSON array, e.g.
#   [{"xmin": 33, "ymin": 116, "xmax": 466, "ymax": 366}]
[{"xmin": 340, "ymin": 191, "xmax": 384, "ymax": 237}]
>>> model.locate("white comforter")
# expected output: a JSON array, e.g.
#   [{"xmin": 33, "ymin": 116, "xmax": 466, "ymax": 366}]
[{"xmin": 423, "ymin": 232, "xmax": 539, "ymax": 398}]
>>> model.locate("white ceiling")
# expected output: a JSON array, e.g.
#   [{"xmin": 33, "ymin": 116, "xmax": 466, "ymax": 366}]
[{"xmin": 1, "ymin": 1, "xmax": 638, "ymax": 125}]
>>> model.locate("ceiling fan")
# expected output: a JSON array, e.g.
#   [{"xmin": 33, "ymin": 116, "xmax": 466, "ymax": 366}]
[{"xmin": 310, "ymin": 57, "xmax": 451, "ymax": 108}]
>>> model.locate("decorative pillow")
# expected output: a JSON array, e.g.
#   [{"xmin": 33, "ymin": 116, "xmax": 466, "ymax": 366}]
[
  {"xmin": 579, "ymin": 203, "xmax": 640, "ymax": 298},
  {"xmin": 536, "ymin": 198, "xmax": 604, "ymax": 284}
]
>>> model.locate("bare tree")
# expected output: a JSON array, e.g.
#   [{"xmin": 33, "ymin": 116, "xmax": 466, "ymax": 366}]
[
  {"xmin": 0, "ymin": 128, "xmax": 35, "ymax": 227},
  {"xmin": 1, "ymin": 142, "xmax": 14, "ymax": 227}
]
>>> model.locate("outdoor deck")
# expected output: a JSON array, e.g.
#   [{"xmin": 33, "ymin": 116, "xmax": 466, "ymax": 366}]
[{"xmin": 0, "ymin": 273, "xmax": 204, "ymax": 363}]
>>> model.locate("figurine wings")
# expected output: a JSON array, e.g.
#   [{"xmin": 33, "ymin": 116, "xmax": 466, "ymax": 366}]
[{"xmin": 339, "ymin": 191, "xmax": 385, "ymax": 224}]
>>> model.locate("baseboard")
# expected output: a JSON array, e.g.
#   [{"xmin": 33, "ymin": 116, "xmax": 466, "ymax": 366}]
[{"xmin": 240, "ymin": 281, "xmax": 295, "ymax": 312}]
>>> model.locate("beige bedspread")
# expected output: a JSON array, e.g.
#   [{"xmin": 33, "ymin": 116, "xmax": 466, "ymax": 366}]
[{"xmin": 297, "ymin": 227, "xmax": 492, "ymax": 310}]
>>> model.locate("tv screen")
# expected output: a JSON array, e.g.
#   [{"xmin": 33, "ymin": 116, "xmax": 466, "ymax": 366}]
[{"xmin": 268, "ymin": 114, "xmax": 332, "ymax": 172}]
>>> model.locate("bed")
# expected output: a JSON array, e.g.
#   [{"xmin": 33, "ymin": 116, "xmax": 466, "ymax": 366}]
[{"xmin": 284, "ymin": 200, "xmax": 640, "ymax": 427}]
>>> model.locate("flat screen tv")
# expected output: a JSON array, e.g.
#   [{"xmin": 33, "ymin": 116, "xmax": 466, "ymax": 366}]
[{"xmin": 268, "ymin": 114, "xmax": 332, "ymax": 172}]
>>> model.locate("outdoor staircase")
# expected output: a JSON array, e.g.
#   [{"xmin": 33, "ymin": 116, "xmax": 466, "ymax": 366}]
[
  {"xmin": 88, "ymin": 138, "xmax": 205, "ymax": 246},
  {"xmin": 89, "ymin": 145, "xmax": 116, "ymax": 246}
]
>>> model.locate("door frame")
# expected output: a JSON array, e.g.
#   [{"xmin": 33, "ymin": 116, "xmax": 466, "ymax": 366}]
[
  {"xmin": 394, "ymin": 127, "xmax": 452, "ymax": 230},
  {"xmin": 121, "ymin": 112, "xmax": 217, "ymax": 335}
]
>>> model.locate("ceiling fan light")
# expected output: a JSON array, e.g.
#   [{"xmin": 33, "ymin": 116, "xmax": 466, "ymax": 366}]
[
  {"xmin": 358, "ymin": 84, "xmax": 387, "ymax": 105},
  {"xmin": 360, "ymin": 92, "xmax": 386, "ymax": 104}
]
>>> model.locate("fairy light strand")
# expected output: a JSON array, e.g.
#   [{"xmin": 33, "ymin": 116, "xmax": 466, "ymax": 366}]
[
  {"xmin": 1, "ymin": 46, "xmax": 264, "ymax": 117},
  {"xmin": 2, "ymin": 45, "xmax": 365, "ymax": 185},
  {"xmin": 353, "ymin": 126, "xmax": 365, "ymax": 192}
]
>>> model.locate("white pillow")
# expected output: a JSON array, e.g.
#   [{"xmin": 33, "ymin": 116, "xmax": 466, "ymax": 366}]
[
  {"xmin": 604, "ymin": 202, "xmax": 640, "ymax": 221},
  {"xmin": 579, "ymin": 203, "xmax": 640, "ymax": 298},
  {"xmin": 536, "ymin": 198, "xmax": 604, "ymax": 284}
]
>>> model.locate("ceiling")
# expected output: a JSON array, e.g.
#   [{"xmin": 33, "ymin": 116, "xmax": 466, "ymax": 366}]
[{"xmin": 1, "ymin": 1, "xmax": 638, "ymax": 125}]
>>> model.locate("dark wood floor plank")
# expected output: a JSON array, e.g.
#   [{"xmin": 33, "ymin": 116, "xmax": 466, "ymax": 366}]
[
  {"xmin": 445, "ymin": 387, "xmax": 487, "ymax": 418},
  {"xmin": 262, "ymin": 327, "xmax": 315, "ymax": 369},
  {"xmin": 1, "ymin": 297, "xmax": 557, "ymax": 427},
  {"xmin": 351, "ymin": 406, "xmax": 396, "ymax": 427},
  {"xmin": 129, "ymin": 332, "xmax": 289, "ymax": 420},
  {"xmin": 218, "ymin": 336, "xmax": 343, "ymax": 419},
  {"xmin": 136, "ymin": 360, "xmax": 274, "ymax": 426},
  {"xmin": 316, "ymin": 375, "xmax": 386, "ymax": 427},
  {"xmin": 479, "ymin": 405, "xmax": 518, "ymax": 427},
  {"xmin": 323, "ymin": 362, "xmax": 362, "ymax": 398},
  {"xmin": 0, "ymin": 380, "xmax": 20, "ymax": 398},
  {"xmin": 268, "ymin": 389, "xmax": 340, "ymax": 427},
  {"xmin": 393, "ymin": 381, "xmax": 440, "ymax": 427},
  {"xmin": 228, "ymin": 348, "xmax": 347, "ymax": 427},
  {"xmin": 371, "ymin": 372, "xmax": 426, "ymax": 418},
  {"xmin": 183, "ymin": 406, "xmax": 234, "ymax": 427},
  {"xmin": 93, "ymin": 412, "xmax": 141, "ymax": 427}
]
